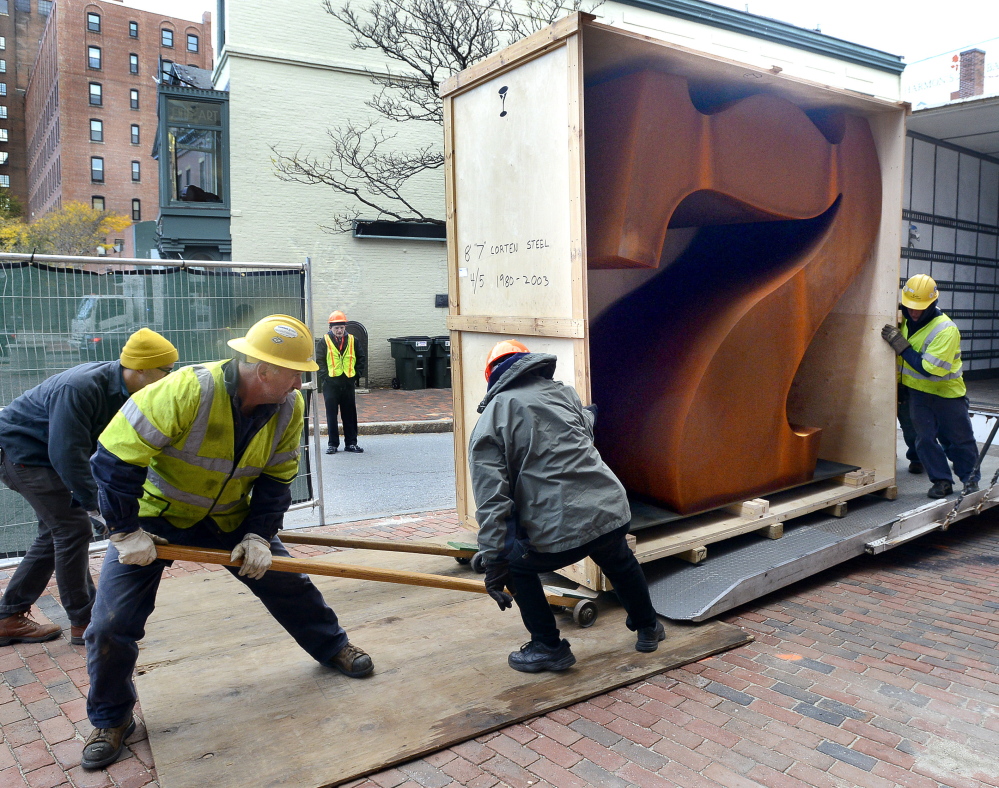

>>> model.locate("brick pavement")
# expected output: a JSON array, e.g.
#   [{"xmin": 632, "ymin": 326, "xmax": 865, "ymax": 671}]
[
  {"xmin": 3, "ymin": 506, "xmax": 999, "ymax": 787},
  {"xmin": 315, "ymin": 387, "xmax": 454, "ymax": 430}
]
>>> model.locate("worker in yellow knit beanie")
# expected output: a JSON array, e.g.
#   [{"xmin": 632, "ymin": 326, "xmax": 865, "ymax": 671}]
[{"xmin": 119, "ymin": 328, "xmax": 179, "ymax": 371}]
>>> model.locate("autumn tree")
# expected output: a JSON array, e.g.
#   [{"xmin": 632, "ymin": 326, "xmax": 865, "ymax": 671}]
[
  {"xmin": 271, "ymin": 0, "xmax": 596, "ymax": 231},
  {"xmin": 0, "ymin": 201, "xmax": 132, "ymax": 256}
]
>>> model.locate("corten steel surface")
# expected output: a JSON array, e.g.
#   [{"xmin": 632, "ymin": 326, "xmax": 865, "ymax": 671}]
[{"xmin": 588, "ymin": 72, "xmax": 882, "ymax": 514}]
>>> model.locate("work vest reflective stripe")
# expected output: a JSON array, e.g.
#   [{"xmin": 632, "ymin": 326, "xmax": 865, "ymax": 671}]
[
  {"xmin": 900, "ymin": 313, "xmax": 966, "ymax": 398},
  {"xmin": 120, "ymin": 400, "xmax": 172, "ymax": 448},
  {"xmin": 325, "ymin": 334, "xmax": 356, "ymax": 377},
  {"xmin": 900, "ymin": 366, "xmax": 963, "ymax": 381}
]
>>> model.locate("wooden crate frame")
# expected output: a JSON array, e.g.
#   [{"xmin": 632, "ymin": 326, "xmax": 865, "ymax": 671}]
[{"xmin": 442, "ymin": 13, "xmax": 907, "ymax": 590}]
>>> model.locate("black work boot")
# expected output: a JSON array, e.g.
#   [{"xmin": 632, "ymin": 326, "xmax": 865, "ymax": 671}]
[
  {"xmin": 963, "ymin": 481, "xmax": 980, "ymax": 493},
  {"xmin": 908, "ymin": 461, "xmax": 923, "ymax": 474},
  {"xmin": 328, "ymin": 642, "xmax": 373, "ymax": 677},
  {"xmin": 508, "ymin": 639, "xmax": 576, "ymax": 673},
  {"xmin": 326, "ymin": 444, "xmax": 338, "ymax": 455},
  {"xmin": 81, "ymin": 717, "xmax": 136, "ymax": 770},
  {"xmin": 636, "ymin": 620, "xmax": 666, "ymax": 652},
  {"xmin": 344, "ymin": 444, "xmax": 364, "ymax": 453},
  {"xmin": 928, "ymin": 480, "xmax": 953, "ymax": 498}
]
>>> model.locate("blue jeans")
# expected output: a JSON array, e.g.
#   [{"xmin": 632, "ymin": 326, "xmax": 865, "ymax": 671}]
[
  {"xmin": 85, "ymin": 519, "xmax": 350, "ymax": 728},
  {"xmin": 508, "ymin": 523, "xmax": 657, "ymax": 647},
  {"xmin": 908, "ymin": 389, "xmax": 980, "ymax": 486}
]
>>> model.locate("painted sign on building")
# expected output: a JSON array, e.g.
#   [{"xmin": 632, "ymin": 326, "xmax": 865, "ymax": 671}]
[{"xmin": 903, "ymin": 37, "xmax": 999, "ymax": 109}]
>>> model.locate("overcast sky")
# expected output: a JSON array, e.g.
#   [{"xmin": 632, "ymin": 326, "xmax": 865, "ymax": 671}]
[{"xmin": 123, "ymin": 0, "xmax": 998, "ymax": 64}]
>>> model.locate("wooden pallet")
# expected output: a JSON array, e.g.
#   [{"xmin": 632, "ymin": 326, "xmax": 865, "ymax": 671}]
[{"xmin": 557, "ymin": 471, "xmax": 895, "ymax": 591}]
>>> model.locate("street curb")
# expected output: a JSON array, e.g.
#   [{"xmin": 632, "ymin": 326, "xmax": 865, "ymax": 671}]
[{"xmin": 319, "ymin": 420, "xmax": 454, "ymax": 436}]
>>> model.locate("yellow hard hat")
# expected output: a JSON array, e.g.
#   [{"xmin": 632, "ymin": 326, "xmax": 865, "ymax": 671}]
[
  {"xmin": 901, "ymin": 274, "xmax": 939, "ymax": 310},
  {"xmin": 228, "ymin": 314, "xmax": 319, "ymax": 372}
]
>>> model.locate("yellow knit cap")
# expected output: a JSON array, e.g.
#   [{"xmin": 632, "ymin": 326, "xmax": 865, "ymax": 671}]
[{"xmin": 119, "ymin": 328, "xmax": 179, "ymax": 370}]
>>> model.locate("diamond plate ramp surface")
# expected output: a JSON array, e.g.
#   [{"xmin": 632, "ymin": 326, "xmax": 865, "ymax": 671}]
[{"xmin": 646, "ymin": 455, "xmax": 999, "ymax": 621}]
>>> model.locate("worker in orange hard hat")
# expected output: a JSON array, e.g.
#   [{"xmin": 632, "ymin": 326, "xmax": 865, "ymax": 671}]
[
  {"xmin": 469, "ymin": 339, "xmax": 663, "ymax": 673},
  {"xmin": 316, "ymin": 310, "xmax": 366, "ymax": 454},
  {"xmin": 882, "ymin": 274, "xmax": 979, "ymax": 499}
]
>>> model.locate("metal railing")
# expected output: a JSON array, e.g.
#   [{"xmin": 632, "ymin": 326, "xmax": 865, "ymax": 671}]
[{"xmin": 0, "ymin": 253, "xmax": 325, "ymax": 559}]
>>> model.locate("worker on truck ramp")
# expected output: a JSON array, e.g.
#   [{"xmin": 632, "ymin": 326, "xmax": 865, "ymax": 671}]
[
  {"xmin": 882, "ymin": 274, "xmax": 980, "ymax": 499},
  {"xmin": 468, "ymin": 339, "xmax": 664, "ymax": 673},
  {"xmin": 81, "ymin": 315, "xmax": 373, "ymax": 772},
  {"xmin": 0, "ymin": 329, "xmax": 177, "ymax": 648}
]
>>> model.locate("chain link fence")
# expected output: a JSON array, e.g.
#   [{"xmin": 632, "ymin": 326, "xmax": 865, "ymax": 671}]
[{"xmin": 1, "ymin": 253, "xmax": 323, "ymax": 558}]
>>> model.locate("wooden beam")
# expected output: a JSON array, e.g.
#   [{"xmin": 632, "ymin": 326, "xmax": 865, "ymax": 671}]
[
  {"xmin": 446, "ymin": 315, "xmax": 586, "ymax": 338},
  {"xmin": 723, "ymin": 498, "xmax": 770, "ymax": 518},
  {"xmin": 280, "ymin": 533, "xmax": 475, "ymax": 558},
  {"xmin": 757, "ymin": 523, "xmax": 784, "ymax": 540},
  {"xmin": 825, "ymin": 502, "xmax": 849, "ymax": 518},
  {"xmin": 834, "ymin": 468, "xmax": 876, "ymax": 487},
  {"xmin": 676, "ymin": 546, "xmax": 707, "ymax": 564}
]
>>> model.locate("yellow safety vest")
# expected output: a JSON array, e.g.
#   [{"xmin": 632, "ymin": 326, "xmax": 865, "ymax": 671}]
[
  {"xmin": 324, "ymin": 333, "xmax": 356, "ymax": 378},
  {"xmin": 98, "ymin": 361, "xmax": 303, "ymax": 532},
  {"xmin": 899, "ymin": 313, "xmax": 966, "ymax": 398}
]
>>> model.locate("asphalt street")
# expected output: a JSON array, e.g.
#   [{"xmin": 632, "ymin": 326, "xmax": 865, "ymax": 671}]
[{"xmin": 284, "ymin": 432, "xmax": 457, "ymax": 528}]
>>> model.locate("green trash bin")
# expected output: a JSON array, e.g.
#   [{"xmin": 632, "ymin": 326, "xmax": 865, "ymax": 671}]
[
  {"xmin": 388, "ymin": 336, "xmax": 432, "ymax": 390},
  {"xmin": 429, "ymin": 335, "xmax": 451, "ymax": 388}
]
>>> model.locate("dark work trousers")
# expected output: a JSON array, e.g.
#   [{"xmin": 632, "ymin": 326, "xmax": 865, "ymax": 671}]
[
  {"xmin": 508, "ymin": 523, "xmax": 657, "ymax": 647},
  {"xmin": 323, "ymin": 376, "xmax": 358, "ymax": 449},
  {"xmin": 897, "ymin": 385, "xmax": 920, "ymax": 463},
  {"xmin": 85, "ymin": 518, "xmax": 350, "ymax": 728},
  {"xmin": 0, "ymin": 450, "xmax": 96, "ymax": 627},
  {"xmin": 908, "ymin": 389, "xmax": 980, "ymax": 486}
]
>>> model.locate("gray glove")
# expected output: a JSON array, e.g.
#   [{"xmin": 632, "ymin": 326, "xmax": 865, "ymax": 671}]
[
  {"xmin": 231, "ymin": 533, "xmax": 273, "ymax": 580},
  {"xmin": 87, "ymin": 509, "xmax": 108, "ymax": 538},
  {"xmin": 110, "ymin": 529, "xmax": 167, "ymax": 566},
  {"xmin": 881, "ymin": 324, "xmax": 910, "ymax": 355}
]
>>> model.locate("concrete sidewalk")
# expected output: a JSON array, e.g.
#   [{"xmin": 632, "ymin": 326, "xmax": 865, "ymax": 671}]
[
  {"xmin": 4, "ymin": 506, "xmax": 999, "ymax": 787},
  {"xmin": 316, "ymin": 386, "xmax": 454, "ymax": 436}
]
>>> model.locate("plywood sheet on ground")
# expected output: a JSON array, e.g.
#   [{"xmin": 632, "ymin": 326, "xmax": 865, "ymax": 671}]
[{"xmin": 136, "ymin": 548, "xmax": 750, "ymax": 788}]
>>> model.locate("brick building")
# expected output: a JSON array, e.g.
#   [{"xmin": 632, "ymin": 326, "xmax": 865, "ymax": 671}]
[
  {"xmin": 0, "ymin": 0, "xmax": 50, "ymax": 207},
  {"xmin": 20, "ymin": 0, "xmax": 212, "ymax": 222}
]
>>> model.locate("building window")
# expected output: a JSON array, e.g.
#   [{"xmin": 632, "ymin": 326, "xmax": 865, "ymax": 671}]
[
  {"xmin": 92, "ymin": 196, "xmax": 105, "ymax": 211},
  {"xmin": 0, "ymin": 36, "xmax": 5, "ymax": 49},
  {"xmin": 131, "ymin": 199, "xmax": 141, "ymax": 221},
  {"xmin": 129, "ymin": 21, "xmax": 138, "ymax": 38},
  {"xmin": 131, "ymin": 161, "xmax": 140, "ymax": 182},
  {"xmin": 0, "ymin": 175, "xmax": 9, "ymax": 188},
  {"xmin": 187, "ymin": 34, "xmax": 199, "ymax": 53},
  {"xmin": 0, "ymin": 60, "xmax": 5, "ymax": 74},
  {"xmin": 129, "ymin": 53, "xmax": 138, "ymax": 74},
  {"xmin": 167, "ymin": 98, "xmax": 225, "ymax": 204},
  {"xmin": 0, "ymin": 151, "xmax": 8, "ymax": 164},
  {"xmin": 130, "ymin": 89, "xmax": 139, "ymax": 109},
  {"xmin": 130, "ymin": 124, "xmax": 140, "ymax": 144},
  {"xmin": 0, "ymin": 83, "xmax": 6, "ymax": 97},
  {"xmin": 160, "ymin": 59, "xmax": 172, "ymax": 78},
  {"xmin": 86, "ymin": 12, "xmax": 100, "ymax": 32},
  {"xmin": 0, "ymin": 3, "xmax": 7, "ymax": 17},
  {"xmin": 0, "ymin": 106, "xmax": 6, "ymax": 119},
  {"xmin": 89, "ymin": 82, "xmax": 102, "ymax": 105},
  {"xmin": 161, "ymin": 28, "xmax": 173, "ymax": 47},
  {"xmin": 37, "ymin": 0, "xmax": 51, "ymax": 13},
  {"xmin": 14, "ymin": 0, "xmax": 28, "ymax": 11},
  {"xmin": 0, "ymin": 129, "xmax": 7, "ymax": 142},
  {"xmin": 88, "ymin": 46, "xmax": 101, "ymax": 70},
  {"xmin": 90, "ymin": 119, "xmax": 103, "ymax": 142},
  {"xmin": 91, "ymin": 157, "xmax": 104, "ymax": 183}
]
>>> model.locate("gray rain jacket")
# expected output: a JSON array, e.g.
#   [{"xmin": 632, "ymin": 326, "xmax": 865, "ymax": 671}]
[{"xmin": 468, "ymin": 353, "xmax": 631, "ymax": 565}]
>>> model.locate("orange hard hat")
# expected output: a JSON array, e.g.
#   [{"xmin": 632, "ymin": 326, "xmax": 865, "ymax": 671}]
[
  {"xmin": 485, "ymin": 339, "xmax": 529, "ymax": 381},
  {"xmin": 328, "ymin": 310, "xmax": 347, "ymax": 324}
]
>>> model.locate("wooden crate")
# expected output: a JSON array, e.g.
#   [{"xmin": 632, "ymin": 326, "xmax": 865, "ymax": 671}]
[{"xmin": 442, "ymin": 14, "xmax": 906, "ymax": 589}]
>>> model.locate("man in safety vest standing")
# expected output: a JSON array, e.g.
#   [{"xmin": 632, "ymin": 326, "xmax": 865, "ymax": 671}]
[
  {"xmin": 81, "ymin": 315, "xmax": 373, "ymax": 772},
  {"xmin": 0, "ymin": 329, "xmax": 177, "ymax": 647},
  {"xmin": 316, "ymin": 310, "xmax": 366, "ymax": 454},
  {"xmin": 882, "ymin": 274, "xmax": 979, "ymax": 498}
]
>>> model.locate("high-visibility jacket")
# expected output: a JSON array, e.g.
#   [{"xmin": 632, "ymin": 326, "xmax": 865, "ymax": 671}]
[
  {"xmin": 900, "ymin": 312, "xmax": 966, "ymax": 398},
  {"xmin": 324, "ymin": 333, "xmax": 356, "ymax": 378},
  {"xmin": 98, "ymin": 361, "xmax": 303, "ymax": 532}
]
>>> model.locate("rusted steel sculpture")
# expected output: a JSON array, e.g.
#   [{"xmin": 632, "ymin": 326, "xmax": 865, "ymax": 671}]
[{"xmin": 587, "ymin": 71, "xmax": 882, "ymax": 514}]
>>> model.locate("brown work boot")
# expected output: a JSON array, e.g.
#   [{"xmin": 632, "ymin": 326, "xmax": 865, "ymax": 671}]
[
  {"xmin": 0, "ymin": 612, "xmax": 61, "ymax": 646},
  {"xmin": 70, "ymin": 622, "xmax": 89, "ymax": 646},
  {"xmin": 81, "ymin": 717, "xmax": 136, "ymax": 770},
  {"xmin": 327, "ymin": 641, "xmax": 373, "ymax": 677}
]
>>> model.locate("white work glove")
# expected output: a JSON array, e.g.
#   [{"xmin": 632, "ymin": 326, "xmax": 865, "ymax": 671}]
[
  {"xmin": 87, "ymin": 509, "xmax": 108, "ymax": 537},
  {"xmin": 231, "ymin": 533, "xmax": 273, "ymax": 580},
  {"xmin": 110, "ymin": 529, "xmax": 167, "ymax": 566}
]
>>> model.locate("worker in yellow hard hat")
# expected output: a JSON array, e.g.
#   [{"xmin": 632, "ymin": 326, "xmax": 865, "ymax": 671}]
[
  {"xmin": 469, "ymin": 339, "xmax": 664, "ymax": 673},
  {"xmin": 0, "ymin": 328, "xmax": 177, "ymax": 650},
  {"xmin": 315, "ymin": 309, "xmax": 366, "ymax": 454},
  {"xmin": 80, "ymin": 315, "xmax": 373, "ymax": 771},
  {"xmin": 882, "ymin": 274, "xmax": 979, "ymax": 499}
]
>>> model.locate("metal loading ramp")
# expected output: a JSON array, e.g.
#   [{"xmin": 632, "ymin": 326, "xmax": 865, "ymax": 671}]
[{"xmin": 645, "ymin": 452, "xmax": 999, "ymax": 622}]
